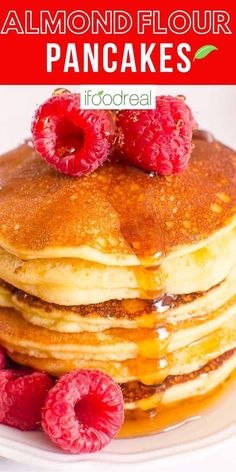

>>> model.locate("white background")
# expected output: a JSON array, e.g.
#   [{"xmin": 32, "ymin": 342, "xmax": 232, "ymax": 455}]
[
  {"xmin": 0, "ymin": 85, "xmax": 236, "ymax": 153},
  {"xmin": 0, "ymin": 85, "xmax": 236, "ymax": 471}
]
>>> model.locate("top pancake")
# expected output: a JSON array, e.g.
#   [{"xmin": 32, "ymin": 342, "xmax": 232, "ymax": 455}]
[{"xmin": 0, "ymin": 137, "xmax": 236, "ymax": 265}]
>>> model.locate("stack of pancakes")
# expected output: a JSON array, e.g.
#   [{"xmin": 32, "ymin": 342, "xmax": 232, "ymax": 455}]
[{"xmin": 0, "ymin": 133, "xmax": 236, "ymax": 427}]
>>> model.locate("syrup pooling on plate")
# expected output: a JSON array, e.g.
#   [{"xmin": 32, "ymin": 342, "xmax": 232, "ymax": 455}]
[{"xmin": 119, "ymin": 349, "xmax": 236, "ymax": 438}]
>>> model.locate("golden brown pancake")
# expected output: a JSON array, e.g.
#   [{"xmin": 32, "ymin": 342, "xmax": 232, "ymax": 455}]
[
  {"xmin": 0, "ymin": 291, "xmax": 236, "ymax": 357},
  {"xmin": 1, "ymin": 303, "xmax": 236, "ymax": 385},
  {"xmin": 0, "ymin": 225, "xmax": 235, "ymax": 304},
  {"xmin": 0, "ymin": 262, "xmax": 235, "ymax": 332},
  {"xmin": 123, "ymin": 348, "xmax": 236, "ymax": 409},
  {"xmin": 0, "ymin": 139, "xmax": 236, "ymax": 265},
  {"xmin": 9, "ymin": 348, "xmax": 236, "ymax": 412}
]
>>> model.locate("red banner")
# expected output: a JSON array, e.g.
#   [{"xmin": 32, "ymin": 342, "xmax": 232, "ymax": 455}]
[{"xmin": 0, "ymin": 0, "xmax": 235, "ymax": 84}]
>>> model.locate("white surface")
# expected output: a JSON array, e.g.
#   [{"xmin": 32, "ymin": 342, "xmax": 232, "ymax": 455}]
[
  {"xmin": 0, "ymin": 85, "xmax": 236, "ymax": 153},
  {"xmin": 0, "ymin": 85, "xmax": 236, "ymax": 471}
]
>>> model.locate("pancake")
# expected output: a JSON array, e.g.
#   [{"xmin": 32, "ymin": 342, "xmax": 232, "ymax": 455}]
[
  {"xmin": 1, "ymin": 294, "xmax": 236, "ymax": 362},
  {"xmin": 0, "ymin": 281, "xmax": 13, "ymax": 307},
  {"xmin": 7, "ymin": 315, "xmax": 236, "ymax": 385},
  {"xmin": 9, "ymin": 348, "xmax": 236, "ymax": 411},
  {"xmin": 1, "ymin": 302, "xmax": 236, "ymax": 384},
  {"xmin": 0, "ymin": 140, "xmax": 236, "ymax": 266},
  {"xmin": 124, "ymin": 348, "xmax": 236, "ymax": 411},
  {"xmin": 1, "ymin": 263, "xmax": 236, "ymax": 333},
  {"xmin": 0, "ymin": 224, "xmax": 235, "ymax": 305}
]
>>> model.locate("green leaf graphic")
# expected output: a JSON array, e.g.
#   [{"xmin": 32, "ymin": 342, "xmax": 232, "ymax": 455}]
[
  {"xmin": 98, "ymin": 90, "xmax": 104, "ymax": 96},
  {"xmin": 193, "ymin": 45, "xmax": 218, "ymax": 61}
]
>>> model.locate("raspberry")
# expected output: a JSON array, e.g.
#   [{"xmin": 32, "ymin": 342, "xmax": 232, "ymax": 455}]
[
  {"xmin": 0, "ymin": 347, "xmax": 5, "ymax": 369},
  {"xmin": 42, "ymin": 369, "xmax": 124, "ymax": 454},
  {"xmin": 0, "ymin": 369, "xmax": 53, "ymax": 431},
  {"xmin": 117, "ymin": 95, "xmax": 198, "ymax": 175},
  {"xmin": 32, "ymin": 93, "xmax": 115, "ymax": 177}
]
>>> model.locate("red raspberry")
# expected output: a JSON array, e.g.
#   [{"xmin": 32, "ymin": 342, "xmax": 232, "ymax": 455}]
[
  {"xmin": 0, "ymin": 347, "xmax": 5, "ymax": 369},
  {"xmin": 42, "ymin": 369, "xmax": 124, "ymax": 454},
  {"xmin": 117, "ymin": 95, "xmax": 198, "ymax": 175},
  {"xmin": 0, "ymin": 369, "xmax": 53, "ymax": 431},
  {"xmin": 32, "ymin": 93, "xmax": 115, "ymax": 177}
]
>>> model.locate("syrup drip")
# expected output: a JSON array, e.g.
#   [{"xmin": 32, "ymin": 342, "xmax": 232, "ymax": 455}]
[
  {"xmin": 56, "ymin": 121, "xmax": 84, "ymax": 159},
  {"xmin": 53, "ymin": 88, "xmax": 71, "ymax": 96},
  {"xmin": 104, "ymin": 301, "xmax": 236, "ymax": 386},
  {"xmin": 176, "ymin": 94, "xmax": 186, "ymax": 102},
  {"xmin": 56, "ymin": 145, "xmax": 76, "ymax": 158},
  {"xmin": 101, "ymin": 163, "xmax": 166, "ymax": 304}
]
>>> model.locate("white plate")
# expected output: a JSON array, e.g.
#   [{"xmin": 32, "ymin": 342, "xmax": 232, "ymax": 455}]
[{"xmin": 0, "ymin": 381, "xmax": 236, "ymax": 471}]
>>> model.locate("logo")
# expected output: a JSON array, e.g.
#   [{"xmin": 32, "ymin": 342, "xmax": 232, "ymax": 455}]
[{"xmin": 80, "ymin": 85, "xmax": 156, "ymax": 109}]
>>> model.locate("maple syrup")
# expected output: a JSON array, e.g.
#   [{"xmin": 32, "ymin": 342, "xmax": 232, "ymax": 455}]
[{"xmin": 119, "ymin": 366, "xmax": 236, "ymax": 438}]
